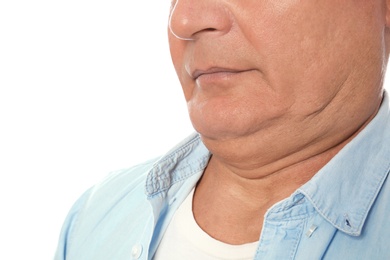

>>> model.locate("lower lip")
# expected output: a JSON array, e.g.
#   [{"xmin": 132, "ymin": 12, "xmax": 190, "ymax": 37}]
[{"xmin": 196, "ymin": 70, "xmax": 252, "ymax": 86}]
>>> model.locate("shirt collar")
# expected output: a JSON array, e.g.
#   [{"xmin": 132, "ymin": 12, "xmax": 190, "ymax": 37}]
[
  {"xmin": 145, "ymin": 133, "xmax": 210, "ymax": 198},
  {"xmin": 299, "ymin": 92, "xmax": 390, "ymax": 236}
]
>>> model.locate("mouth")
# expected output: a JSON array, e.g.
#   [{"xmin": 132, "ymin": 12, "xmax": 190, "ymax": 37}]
[{"xmin": 191, "ymin": 67, "xmax": 253, "ymax": 80}]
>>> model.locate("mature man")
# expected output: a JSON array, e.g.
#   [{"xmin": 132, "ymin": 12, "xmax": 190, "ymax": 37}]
[{"xmin": 55, "ymin": 0, "xmax": 390, "ymax": 259}]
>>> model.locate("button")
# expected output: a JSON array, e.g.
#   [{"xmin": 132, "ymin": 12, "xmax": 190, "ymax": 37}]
[
  {"xmin": 306, "ymin": 225, "xmax": 318, "ymax": 238},
  {"xmin": 131, "ymin": 244, "xmax": 143, "ymax": 259},
  {"xmin": 169, "ymin": 197, "xmax": 176, "ymax": 205},
  {"xmin": 344, "ymin": 214, "xmax": 352, "ymax": 228}
]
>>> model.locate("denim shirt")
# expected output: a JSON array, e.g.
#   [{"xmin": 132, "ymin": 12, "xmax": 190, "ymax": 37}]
[{"xmin": 55, "ymin": 95, "xmax": 390, "ymax": 260}]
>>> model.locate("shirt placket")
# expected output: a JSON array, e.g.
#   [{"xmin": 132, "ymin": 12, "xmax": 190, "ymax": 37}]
[{"xmin": 254, "ymin": 195, "xmax": 312, "ymax": 260}]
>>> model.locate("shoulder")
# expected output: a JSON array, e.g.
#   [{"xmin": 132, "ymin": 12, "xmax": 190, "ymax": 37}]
[
  {"xmin": 55, "ymin": 158, "xmax": 159, "ymax": 259},
  {"xmin": 91, "ymin": 158, "xmax": 158, "ymax": 201},
  {"xmin": 77, "ymin": 157, "xmax": 159, "ymax": 221}
]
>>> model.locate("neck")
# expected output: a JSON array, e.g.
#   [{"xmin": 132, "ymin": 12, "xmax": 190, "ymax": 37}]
[
  {"xmin": 201, "ymin": 134, "xmax": 347, "ymax": 209},
  {"xmin": 193, "ymin": 136, "xmax": 354, "ymax": 245},
  {"xmin": 193, "ymin": 106, "xmax": 380, "ymax": 244}
]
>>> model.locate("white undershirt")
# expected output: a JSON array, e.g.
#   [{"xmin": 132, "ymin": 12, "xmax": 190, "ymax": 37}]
[{"xmin": 154, "ymin": 188, "xmax": 258, "ymax": 260}]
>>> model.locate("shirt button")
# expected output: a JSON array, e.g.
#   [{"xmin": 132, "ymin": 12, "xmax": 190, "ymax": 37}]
[
  {"xmin": 169, "ymin": 197, "xmax": 177, "ymax": 205},
  {"xmin": 131, "ymin": 244, "xmax": 143, "ymax": 259}
]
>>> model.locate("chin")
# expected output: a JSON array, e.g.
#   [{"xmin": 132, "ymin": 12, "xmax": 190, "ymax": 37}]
[
  {"xmin": 192, "ymin": 117, "xmax": 265, "ymax": 142},
  {"xmin": 187, "ymin": 94, "xmax": 290, "ymax": 141}
]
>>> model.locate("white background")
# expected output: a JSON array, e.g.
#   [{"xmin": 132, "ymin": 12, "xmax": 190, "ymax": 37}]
[
  {"xmin": 1, "ymin": 1, "xmax": 389, "ymax": 260},
  {"xmin": 0, "ymin": 1, "xmax": 194, "ymax": 259}
]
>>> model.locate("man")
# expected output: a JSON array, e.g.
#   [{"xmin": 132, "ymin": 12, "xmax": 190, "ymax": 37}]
[{"xmin": 55, "ymin": 0, "xmax": 390, "ymax": 259}]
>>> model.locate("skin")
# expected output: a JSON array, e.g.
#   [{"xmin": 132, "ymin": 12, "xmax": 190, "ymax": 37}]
[{"xmin": 168, "ymin": 0, "xmax": 390, "ymax": 244}]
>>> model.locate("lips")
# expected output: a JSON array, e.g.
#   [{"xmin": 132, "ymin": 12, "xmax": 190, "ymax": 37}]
[{"xmin": 191, "ymin": 67, "xmax": 253, "ymax": 80}]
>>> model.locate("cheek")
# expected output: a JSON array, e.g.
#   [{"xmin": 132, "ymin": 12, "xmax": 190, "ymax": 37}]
[
  {"xmin": 168, "ymin": 35, "xmax": 194, "ymax": 100},
  {"xmin": 238, "ymin": 2, "xmax": 360, "ymax": 107},
  {"xmin": 168, "ymin": 34, "xmax": 182, "ymax": 73}
]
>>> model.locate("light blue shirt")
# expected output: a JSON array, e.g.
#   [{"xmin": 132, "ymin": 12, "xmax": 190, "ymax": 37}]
[{"xmin": 55, "ymin": 94, "xmax": 390, "ymax": 260}]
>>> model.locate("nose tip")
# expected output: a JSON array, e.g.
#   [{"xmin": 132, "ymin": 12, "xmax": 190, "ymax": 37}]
[
  {"xmin": 168, "ymin": 9, "xmax": 194, "ymax": 41},
  {"xmin": 168, "ymin": 0, "xmax": 232, "ymax": 41}
]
